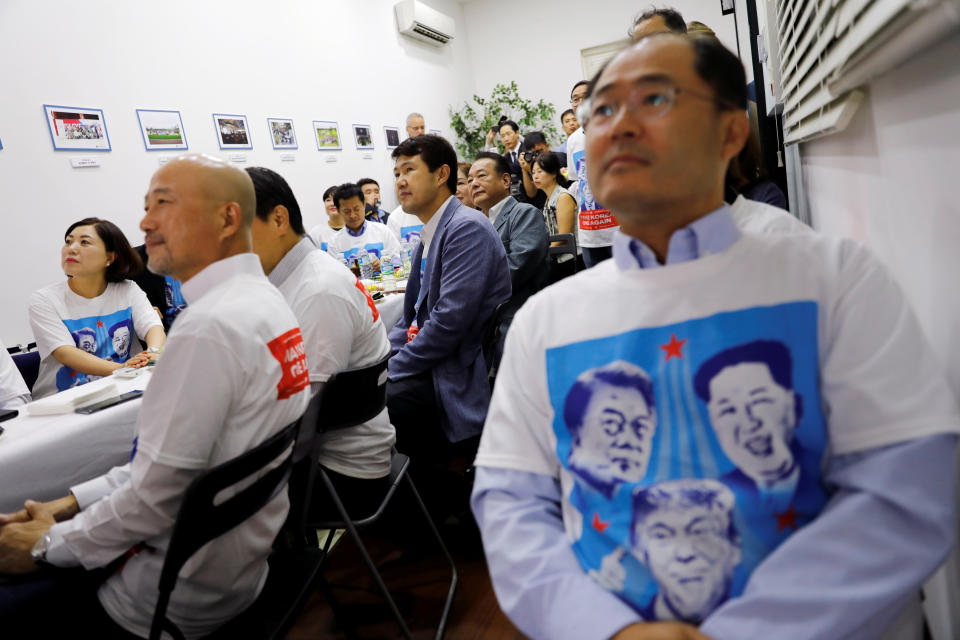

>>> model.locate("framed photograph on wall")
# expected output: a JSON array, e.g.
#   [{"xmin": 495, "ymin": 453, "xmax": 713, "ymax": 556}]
[
  {"xmin": 721, "ymin": 0, "xmax": 735, "ymax": 15},
  {"xmin": 136, "ymin": 109, "xmax": 188, "ymax": 151},
  {"xmin": 313, "ymin": 121, "xmax": 341, "ymax": 150},
  {"xmin": 383, "ymin": 126, "xmax": 400, "ymax": 149},
  {"xmin": 267, "ymin": 117, "xmax": 297, "ymax": 149},
  {"xmin": 428, "ymin": 129, "xmax": 441, "ymax": 136},
  {"xmin": 353, "ymin": 124, "xmax": 374, "ymax": 150},
  {"xmin": 43, "ymin": 104, "xmax": 111, "ymax": 151},
  {"xmin": 212, "ymin": 113, "xmax": 252, "ymax": 149}
]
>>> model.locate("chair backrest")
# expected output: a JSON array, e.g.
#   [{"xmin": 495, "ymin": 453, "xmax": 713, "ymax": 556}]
[
  {"xmin": 12, "ymin": 351, "xmax": 40, "ymax": 393},
  {"xmin": 316, "ymin": 353, "xmax": 390, "ymax": 433},
  {"xmin": 149, "ymin": 418, "xmax": 301, "ymax": 640},
  {"xmin": 548, "ymin": 233, "xmax": 577, "ymax": 268}
]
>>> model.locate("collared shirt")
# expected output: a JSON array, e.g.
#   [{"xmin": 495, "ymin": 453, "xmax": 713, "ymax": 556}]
[
  {"xmin": 269, "ymin": 238, "xmax": 394, "ymax": 478},
  {"xmin": 420, "ymin": 195, "xmax": 454, "ymax": 256},
  {"xmin": 328, "ymin": 219, "xmax": 401, "ymax": 263},
  {"xmin": 49, "ymin": 252, "xmax": 311, "ymax": 638},
  {"xmin": 346, "ymin": 221, "xmax": 367, "ymax": 238},
  {"xmin": 612, "ymin": 204, "xmax": 740, "ymax": 271},
  {"xmin": 487, "ymin": 196, "xmax": 511, "ymax": 226}
]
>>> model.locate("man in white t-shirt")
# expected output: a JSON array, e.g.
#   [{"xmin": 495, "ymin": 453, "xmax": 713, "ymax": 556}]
[
  {"xmin": 0, "ymin": 154, "xmax": 311, "ymax": 638},
  {"xmin": 247, "ymin": 166, "xmax": 395, "ymax": 515},
  {"xmin": 472, "ymin": 34, "xmax": 959, "ymax": 640},
  {"xmin": 327, "ymin": 182, "xmax": 401, "ymax": 271},
  {"xmin": 0, "ymin": 339, "xmax": 31, "ymax": 409}
]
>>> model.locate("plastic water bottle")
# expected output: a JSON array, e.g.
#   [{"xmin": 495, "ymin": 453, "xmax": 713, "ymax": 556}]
[
  {"xmin": 399, "ymin": 241, "xmax": 410, "ymax": 274},
  {"xmin": 357, "ymin": 249, "xmax": 373, "ymax": 280}
]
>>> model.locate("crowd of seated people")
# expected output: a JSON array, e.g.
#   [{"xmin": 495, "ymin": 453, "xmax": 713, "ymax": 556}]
[{"xmin": 0, "ymin": 7, "xmax": 956, "ymax": 640}]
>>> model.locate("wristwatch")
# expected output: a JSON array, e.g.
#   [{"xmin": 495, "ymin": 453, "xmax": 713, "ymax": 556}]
[{"xmin": 31, "ymin": 533, "xmax": 52, "ymax": 566}]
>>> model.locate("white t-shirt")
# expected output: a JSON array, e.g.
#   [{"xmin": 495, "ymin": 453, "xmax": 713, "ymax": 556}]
[
  {"xmin": 28, "ymin": 280, "xmax": 162, "ymax": 399},
  {"xmin": 475, "ymin": 232, "xmax": 960, "ymax": 622},
  {"xmin": 0, "ymin": 338, "xmax": 30, "ymax": 408},
  {"xmin": 49, "ymin": 253, "xmax": 311, "ymax": 638},
  {"xmin": 387, "ymin": 205, "xmax": 425, "ymax": 243},
  {"xmin": 566, "ymin": 128, "xmax": 619, "ymax": 248},
  {"xmin": 730, "ymin": 194, "xmax": 810, "ymax": 235},
  {"xmin": 327, "ymin": 220, "xmax": 402, "ymax": 263},
  {"xmin": 270, "ymin": 238, "xmax": 395, "ymax": 478},
  {"xmin": 309, "ymin": 222, "xmax": 343, "ymax": 253}
]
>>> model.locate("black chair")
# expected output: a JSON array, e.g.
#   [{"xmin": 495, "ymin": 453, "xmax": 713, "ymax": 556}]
[
  {"xmin": 481, "ymin": 302, "xmax": 507, "ymax": 380},
  {"xmin": 547, "ymin": 233, "xmax": 579, "ymax": 285},
  {"xmin": 9, "ymin": 344, "xmax": 40, "ymax": 393},
  {"xmin": 148, "ymin": 413, "xmax": 323, "ymax": 640},
  {"xmin": 303, "ymin": 353, "xmax": 458, "ymax": 640}
]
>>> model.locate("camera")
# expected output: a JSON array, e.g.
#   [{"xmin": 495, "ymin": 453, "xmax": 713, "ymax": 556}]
[
  {"xmin": 523, "ymin": 149, "xmax": 541, "ymax": 165},
  {"xmin": 490, "ymin": 114, "xmax": 508, "ymax": 134}
]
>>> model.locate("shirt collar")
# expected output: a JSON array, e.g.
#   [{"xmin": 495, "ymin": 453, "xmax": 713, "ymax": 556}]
[
  {"xmin": 612, "ymin": 204, "xmax": 740, "ymax": 272},
  {"xmin": 488, "ymin": 196, "xmax": 511, "ymax": 224},
  {"xmin": 268, "ymin": 237, "xmax": 315, "ymax": 288},
  {"xmin": 346, "ymin": 220, "xmax": 367, "ymax": 237},
  {"xmin": 180, "ymin": 253, "xmax": 265, "ymax": 304},
  {"xmin": 420, "ymin": 195, "xmax": 454, "ymax": 250}
]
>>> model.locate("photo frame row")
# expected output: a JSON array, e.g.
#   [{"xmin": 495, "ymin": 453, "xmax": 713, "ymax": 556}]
[{"xmin": 41, "ymin": 104, "xmax": 411, "ymax": 153}]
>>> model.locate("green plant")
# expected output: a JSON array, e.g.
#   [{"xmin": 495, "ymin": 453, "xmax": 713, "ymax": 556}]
[{"xmin": 449, "ymin": 81, "xmax": 559, "ymax": 160}]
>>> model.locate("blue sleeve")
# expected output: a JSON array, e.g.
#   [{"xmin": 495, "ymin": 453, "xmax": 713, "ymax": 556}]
[
  {"xmin": 471, "ymin": 466, "xmax": 642, "ymax": 640},
  {"xmin": 700, "ymin": 433, "xmax": 958, "ymax": 640}
]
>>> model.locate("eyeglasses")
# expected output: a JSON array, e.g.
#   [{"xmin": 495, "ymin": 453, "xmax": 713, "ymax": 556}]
[{"xmin": 582, "ymin": 81, "xmax": 737, "ymax": 129}]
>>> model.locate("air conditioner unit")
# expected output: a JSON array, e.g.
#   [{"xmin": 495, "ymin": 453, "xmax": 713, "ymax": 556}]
[{"xmin": 395, "ymin": 0, "xmax": 455, "ymax": 46}]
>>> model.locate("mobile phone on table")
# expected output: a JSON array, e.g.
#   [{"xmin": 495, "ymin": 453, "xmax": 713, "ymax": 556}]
[
  {"xmin": 75, "ymin": 390, "xmax": 144, "ymax": 415},
  {"xmin": 0, "ymin": 408, "xmax": 18, "ymax": 423}
]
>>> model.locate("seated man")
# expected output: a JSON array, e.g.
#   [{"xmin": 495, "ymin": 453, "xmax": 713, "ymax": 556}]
[
  {"xmin": 471, "ymin": 34, "xmax": 959, "ymax": 640},
  {"xmin": 327, "ymin": 182, "xmax": 401, "ymax": 270},
  {"xmin": 133, "ymin": 244, "xmax": 187, "ymax": 331},
  {"xmin": 469, "ymin": 152, "xmax": 549, "ymax": 341},
  {"xmin": 246, "ymin": 166, "xmax": 395, "ymax": 514},
  {"xmin": 0, "ymin": 154, "xmax": 311, "ymax": 637},
  {"xmin": 357, "ymin": 178, "xmax": 390, "ymax": 224},
  {"xmin": 386, "ymin": 134, "xmax": 510, "ymax": 466},
  {"xmin": 0, "ymin": 339, "xmax": 31, "ymax": 409}
]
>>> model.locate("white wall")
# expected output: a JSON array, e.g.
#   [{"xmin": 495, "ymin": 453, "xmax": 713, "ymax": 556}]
[
  {"xmin": 0, "ymin": 0, "xmax": 474, "ymax": 344},
  {"xmin": 461, "ymin": 0, "xmax": 744, "ymax": 133},
  {"xmin": 799, "ymin": 32, "xmax": 960, "ymax": 639}
]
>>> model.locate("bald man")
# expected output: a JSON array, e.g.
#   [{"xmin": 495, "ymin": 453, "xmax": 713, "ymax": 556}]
[{"xmin": 0, "ymin": 154, "xmax": 311, "ymax": 637}]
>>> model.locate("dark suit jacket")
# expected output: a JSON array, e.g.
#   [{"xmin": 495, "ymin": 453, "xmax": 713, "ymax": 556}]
[
  {"xmin": 387, "ymin": 198, "xmax": 511, "ymax": 442},
  {"xmin": 492, "ymin": 197, "xmax": 549, "ymax": 332}
]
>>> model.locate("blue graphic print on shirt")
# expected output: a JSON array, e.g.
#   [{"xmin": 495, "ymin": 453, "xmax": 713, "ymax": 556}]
[
  {"xmin": 400, "ymin": 224, "xmax": 424, "ymax": 244},
  {"xmin": 163, "ymin": 276, "xmax": 187, "ymax": 325},
  {"xmin": 55, "ymin": 307, "xmax": 135, "ymax": 392},
  {"xmin": 342, "ymin": 243, "xmax": 386, "ymax": 259},
  {"xmin": 545, "ymin": 302, "xmax": 828, "ymax": 624}
]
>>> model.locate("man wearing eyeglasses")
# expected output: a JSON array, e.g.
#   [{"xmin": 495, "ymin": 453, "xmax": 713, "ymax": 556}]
[{"xmin": 471, "ymin": 33, "xmax": 959, "ymax": 640}]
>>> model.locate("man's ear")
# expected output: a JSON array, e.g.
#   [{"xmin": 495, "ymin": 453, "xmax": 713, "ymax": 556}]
[
  {"xmin": 720, "ymin": 110, "xmax": 750, "ymax": 165},
  {"xmin": 219, "ymin": 201, "xmax": 243, "ymax": 240},
  {"xmin": 271, "ymin": 205, "xmax": 290, "ymax": 233},
  {"xmin": 436, "ymin": 163, "xmax": 451, "ymax": 189}
]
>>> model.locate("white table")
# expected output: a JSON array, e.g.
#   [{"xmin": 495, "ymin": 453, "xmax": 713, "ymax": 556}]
[
  {"xmin": 376, "ymin": 292, "xmax": 405, "ymax": 331},
  {"xmin": 0, "ymin": 372, "xmax": 150, "ymax": 513}
]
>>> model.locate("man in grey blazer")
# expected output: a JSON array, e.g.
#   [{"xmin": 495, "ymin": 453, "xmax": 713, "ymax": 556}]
[
  {"xmin": 386, "ymin": 135, "xmax": 511, "ymax": 467},
  {"xmin": 470, "ymin": 152, "xmax": 550, "ymax": 348}
]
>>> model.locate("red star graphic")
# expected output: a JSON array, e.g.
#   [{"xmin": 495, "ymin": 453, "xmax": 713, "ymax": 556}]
[
  {"xmin": 592, "ymin": 512, "xmax": 610, "ymax": 533},
  {"xmin": 96, "ymin": 320, "xmax": 104, "ymax": 328},
  {"xmin": 776, "ymin": 505, "xmax": 797, "ymax": 532},
  {"xmin": 70, "ymin": 370, "xmax": 77, "ymax": 378},
  {"xmin": 660, "ymin": 333, "xmax": 686, "ymax": 361}
]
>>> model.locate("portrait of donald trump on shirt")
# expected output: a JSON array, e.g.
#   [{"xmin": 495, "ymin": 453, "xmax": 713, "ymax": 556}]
[
  {"xmin": 564, "ymin": 361, "xmax": 658, "ymax": 499},
  {"xmin": 630, "ymin": 478, "xmax": 741, "ymax": 623}
]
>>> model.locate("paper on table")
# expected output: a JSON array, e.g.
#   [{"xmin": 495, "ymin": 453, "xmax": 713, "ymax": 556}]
[{"xmin": 25, "ymin": 381, "xmax": 119, "ymax": 416}]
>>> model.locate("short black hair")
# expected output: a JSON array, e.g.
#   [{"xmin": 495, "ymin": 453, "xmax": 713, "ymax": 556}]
[
  {"xmin": 356, "ymin": 178, "xmax": 379, "ymax": 189},
  {"xmin": 65, "ymin": 218, "xmax": 142, "ymax": 282},
  {"xmin": 391, "ymin": 134, "xmax": 458, "ymax": 195},
  {"xmin": 472, "ymin": 151, "xmax": 510, "ymax": 177},
  {"xmin": 523, "ymin": 131, "xmax": 548, "ymax": 149},
  {"xmin": 560, "ymin": 108, "xmax": 576, "ymax": 123},
  {"xmin": 245, "ymin": 167, "xmax": 306, "ymax": 236},
  {"xmin": 570, "ymin": 80, "xmax": 590, "ymax": 98},
  {"xmin": 499, "ymin": 119, "xmax": 520, "ymax": 133},
  {"xmin": 629, "ymin": 6, "xmax": 687, "ymax": 37},
  {"xmin": 333, "ymin": 182, "xmax": 365, "ymax": 209},
  {"xmin": 322, "ymin": 185, "xmax": 338, "ymax": 201},
  {"xmin": 586, "ymin": 34, "xmax": 747, "ymax": 113}
]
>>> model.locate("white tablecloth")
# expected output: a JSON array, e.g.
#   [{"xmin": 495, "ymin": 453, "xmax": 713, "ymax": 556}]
[
  {"xmin": 377, "ymin": 293, "xmax": 405, "ymax": 332},
  {"xmin": 0, "ymin": 372, "xmax": 150, "ymax": 513}
]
